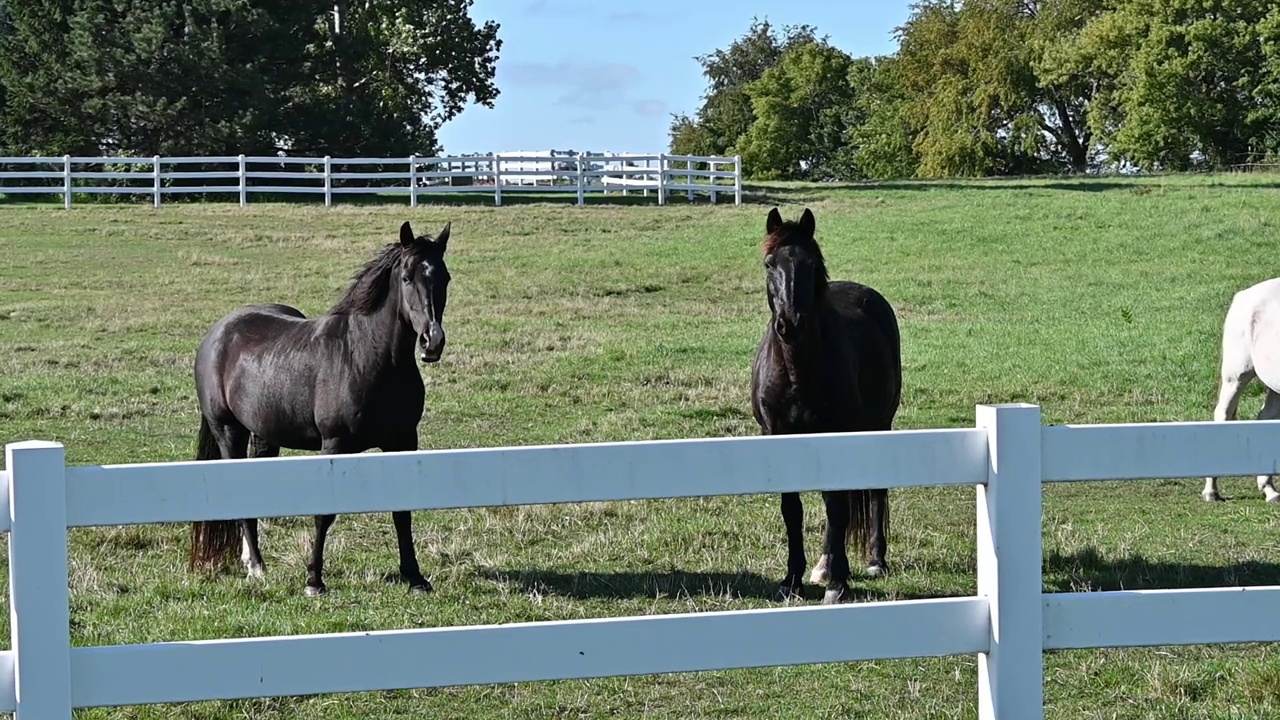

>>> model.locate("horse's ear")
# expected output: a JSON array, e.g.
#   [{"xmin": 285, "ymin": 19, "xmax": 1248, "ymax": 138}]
[
  {"xmin": 435, "ymin": 222, "xmax": 450, "ymax": 252},
  {"xmin": 799, "ymin": 208, "xmax": 815, "ymax": 237},
  {"xmin": 399, "ymin": 221, "xmax": 415, "ymax": 247},
  {"xmin": 766, "ymin": 207, "xmax": 783, "ymax": 235}
]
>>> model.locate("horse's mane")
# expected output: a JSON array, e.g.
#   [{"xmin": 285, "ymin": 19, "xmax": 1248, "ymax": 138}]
[
  {"xmin": 329, "ymin": 243, "xmax": 411, "ymax": 315},
  {"xmin": 763, "ymin": 221, "xmax": 830, "ymax": 286}
]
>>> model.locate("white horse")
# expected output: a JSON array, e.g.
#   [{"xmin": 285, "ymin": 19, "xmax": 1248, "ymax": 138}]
[{"xmin": 1203, "ymin": 277, "xmax": 1280, "ymax": 503}]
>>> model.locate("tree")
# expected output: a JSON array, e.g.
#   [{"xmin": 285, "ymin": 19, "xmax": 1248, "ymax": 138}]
[
  {"xmin": 667, "ymin": 17, "xmax": 817, "ymax": 158},
  {"xmin": 0, "ymin": 0, "xmax": 501, "ymax": 157},
  {"xmin": 737, "ymin": 41, "xmax": 859, "ymax": 180},
  {"xmin": 1078, "ymin": 0, "xmax": 1278, "ymax": 170},
  {"xmin": 893, "ymin": 0, "xmax": 1107, "ymax": 177},
  {"xmin": 0, "ymin": 0, "xmax": 94, "ymax": 154},
  {"xmin": 289, "ymin": 0, "xmax": 502, "ymax": 156},
  {"xmin": 848, "ymin": 55, "xmax": 920, "ymax": 179},
  {"xmin": 1258, "ymin": 7, "xmax": 1280, "ymax": 160}
]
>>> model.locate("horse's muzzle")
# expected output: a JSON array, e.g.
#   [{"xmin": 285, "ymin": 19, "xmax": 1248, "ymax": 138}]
[
  {"xmin": 419, "ymin": 327, "xmax": 445, "ymax": 363},
  {"xmin": 773, "ymin": 314, "xmax": 805, "ymax": 341}
]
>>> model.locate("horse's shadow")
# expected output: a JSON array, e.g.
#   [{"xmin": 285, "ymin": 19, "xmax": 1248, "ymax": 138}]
[
  {"xmin": 1043, "ymin": 546, "xmax": 1280, "ymax": 593},
  {"xmin": 477, "ymin": 567, "xmax": 952, "ymax": 603}
]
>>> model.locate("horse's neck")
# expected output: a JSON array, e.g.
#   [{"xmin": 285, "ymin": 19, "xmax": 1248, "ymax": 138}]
[
  {"xmin": 345, "ymin": 287, "xmax": 417, "ymax": 373},
  {"xmin": 776, "ymin": 314, "xmax": 832, "ymax": 395}
]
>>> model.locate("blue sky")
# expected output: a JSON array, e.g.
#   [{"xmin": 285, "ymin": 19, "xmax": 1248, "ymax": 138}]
[{"xmin": 435, "ymin": 0, "xmax": 913, "ymax": 155}]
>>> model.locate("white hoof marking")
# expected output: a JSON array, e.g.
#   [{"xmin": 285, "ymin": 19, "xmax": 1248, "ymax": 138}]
[{"xmin": 809, "ymin": 555, "xmax": 830, "ymax": 584}]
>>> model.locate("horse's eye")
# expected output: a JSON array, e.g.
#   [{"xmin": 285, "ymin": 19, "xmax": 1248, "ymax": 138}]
[{"xmin": 402, "ymin": 273, "xmax": 412, "ymax": 283}]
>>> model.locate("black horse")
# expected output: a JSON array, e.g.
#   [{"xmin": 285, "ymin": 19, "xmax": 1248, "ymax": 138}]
[
  {"xmin": 750, "ymin": 208, "xmax": 901, "ymax": 604},
  {"xmin": 188, "ymin": 220, "xmax": 452, "ymax": 597}
]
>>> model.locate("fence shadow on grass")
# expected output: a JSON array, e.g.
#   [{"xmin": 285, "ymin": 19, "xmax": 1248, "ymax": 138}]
[
  {"xmin": 1043, "ymin": 546, "xmax": 1280, "ymax": 593},
  {"xmin": 478, "ymin": 567, "xmax": 961, "ymax": 603}
]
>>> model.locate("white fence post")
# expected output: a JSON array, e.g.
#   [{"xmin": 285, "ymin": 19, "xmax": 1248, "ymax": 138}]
[
  {"xmin": 62, "ymin": 155, "xmax": 71, "ymax": 210},
  {"xmin": 576, "ymin": 153, "xmax": 585, "ymax": 206},
  {"xmin": 408, "ymin": 155, "xmax": 417, "ymax": 208},
  {"xmin": 656, "ymin": 154, "xmax": 666, "ymax": 206},
  {"xmin": 152, "ymin": 155, "xmax": 161, "ymax": 208},
  {"xmin": 975, "ymin": 404, "xmax": 1044, "ymax": 720},
  {"xmin": 323, "ymin": 156, "xmax": 332, "ymax": 207},
  {"xmin": 6, "ymin": 441, "xmax": 72, "ymax": 720},
  {"xmin": 687, "ymin": 159, "xmax": 695, "ymax": 202},
  {"xmin": 491, "ymin": 154, "xmax": 502, "ymax": 207},
  {"xmin": 734, "ymin": 155, "xmax": 743, "ymax": 205},
  {"xmin": 237, "ymin": 154, "xmax": 246, "ymax": 207}
]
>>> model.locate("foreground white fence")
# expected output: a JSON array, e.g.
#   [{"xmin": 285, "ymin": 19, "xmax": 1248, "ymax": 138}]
[
  {"xmin": 4, "ymin": 403, "xmax": 1280, "ymax": 718},
  {"xmin": 0, "ymin": 153, "xmax": 743, "ymax": 207}
]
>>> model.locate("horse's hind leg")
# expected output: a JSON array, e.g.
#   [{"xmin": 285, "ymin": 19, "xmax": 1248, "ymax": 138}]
[
  {"xmin": 1203, "ymin": 368, "xmax": 1254, "ymax": 502},
  {"xmin": 238, "ymin": 434, "xmax": 277, "ymax": 579},
  {"xmin": 1254, "ymin": 390, "xmax": 1280, "ymax": 503},
  {"xmin": 865, "ymin": 488, "xmax": 889, "ymax": 577}
]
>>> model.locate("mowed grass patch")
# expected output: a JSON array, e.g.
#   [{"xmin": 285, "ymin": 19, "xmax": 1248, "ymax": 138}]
[{"xmin": 0, "ymin": 174, "xmax": 1279, "ymax": 718}]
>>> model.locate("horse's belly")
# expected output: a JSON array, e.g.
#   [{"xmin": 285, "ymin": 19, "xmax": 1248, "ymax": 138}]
[{"xmin": 224, "ymin": 367, "xmax": 324, "ymax": 451}]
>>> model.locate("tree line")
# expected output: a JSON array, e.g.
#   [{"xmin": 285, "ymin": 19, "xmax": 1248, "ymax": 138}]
[
  {"xmin": 0, "ymin": 0, "xmax": 501, "ymax": 158},
  {"xmin": 670, "ymin": 1, "xmax": 1280, "ymax": 180}
]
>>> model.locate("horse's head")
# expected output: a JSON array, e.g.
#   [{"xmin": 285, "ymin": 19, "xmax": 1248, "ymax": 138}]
[
  {"xmin": 396, "ymin": 220, "xmax": 451, "ymax": 363},
  {"xmin": 762, "ymin": 207, "xmax": 829, "ymax": 344}
]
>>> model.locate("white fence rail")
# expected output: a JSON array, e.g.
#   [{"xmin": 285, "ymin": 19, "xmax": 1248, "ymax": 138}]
[
  {"xmin": 0, "ymin": 153, "xmax": 744, "ymax": 208},
  {"xmin": 4, "ymin": 404, "xmax": 1280, "ymax": 718}
]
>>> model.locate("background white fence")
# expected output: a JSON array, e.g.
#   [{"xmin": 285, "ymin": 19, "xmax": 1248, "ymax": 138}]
[
  {"xmin": 4, "ymin": 403, "xmax": 1280, "ymax": 718},
  {"xmin": 0, "ymin": 152, "xmax": 743, "ymax": 208}
]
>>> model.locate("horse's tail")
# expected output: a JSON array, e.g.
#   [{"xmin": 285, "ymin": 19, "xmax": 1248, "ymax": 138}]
[
  {"xmin": 188, "ymin": 416, "xmax": 240, "ymax": 572},
  {"xmin": 846, "ymin": 489, "xmax": 888, "ymax": 558}
]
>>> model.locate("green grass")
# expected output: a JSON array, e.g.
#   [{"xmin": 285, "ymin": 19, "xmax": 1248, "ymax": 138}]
[{"xmin": 2, "ymin": 173, "xmax": 1280, "ymax": 719}]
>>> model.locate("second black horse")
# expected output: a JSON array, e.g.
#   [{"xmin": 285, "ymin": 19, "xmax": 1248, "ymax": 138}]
[{"xmin": 750, "ymin": 207, "xmax": 902, "ymax": 604}]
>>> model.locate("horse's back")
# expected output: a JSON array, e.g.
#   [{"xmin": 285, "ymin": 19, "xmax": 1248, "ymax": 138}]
[
  {"xmin": 197, "ymin": 304, "xmax": 309, "ymax": 366},
  {"xmin": 195, "ymin": 303, "xmax": 312, "ymax": 417},
  {"xmin": 828, "ymin": 280, "xmax": 902, "ymax": 425}
]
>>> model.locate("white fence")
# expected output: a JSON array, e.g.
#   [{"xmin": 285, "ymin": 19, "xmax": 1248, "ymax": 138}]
[
  {"xmin": 0, "ymin": 153, "xmax": 743, "ymax": 207},
  {"xmin": 4, "ymin": 403, "xmax": 1280, "ymax": 718}
]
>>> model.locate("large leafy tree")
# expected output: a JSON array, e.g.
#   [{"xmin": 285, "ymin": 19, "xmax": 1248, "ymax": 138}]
[
  {"xmin": 848, "ymin": 55, "xmax": 920, "ymax": 179},
  {"xmin": 737, "ymin": 41, "xmax": 860, "ymax": 180},
  {"xmin": 1078, "ymin": 0, "xmax": 1278, "ymax": 169},
  {"xmin": 668, "ymin": 17, "xmax": 817, "ymax": 159},
  {"xmin": 0, "ymin": 0, "xmax": 501, "ymax": 157},
  {"xmin": 894, "ymin": 0, "xmax": 1107, "ymax": 177},
  {"xmin": 0, "ymin": 0, "xmax": 95, "ymax": 154},
  {"xmin": 288, "ymin": 0, "xmax": 502, "ymax": 155}
]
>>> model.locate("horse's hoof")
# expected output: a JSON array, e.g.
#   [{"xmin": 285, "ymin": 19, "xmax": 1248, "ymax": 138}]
[
  {"xmin": 409, "ymin": 581, "xmax": 433, "ymax": 594},
  {"xmin": 1266, "ymin": 493, "xmax": 1280, "ymax": 505},
  {"xmin": 822, "ymin": 587, "xmax": 852, "ymax": 605},
  {"xmin": 1203, "ymin": 492, "xmax": 1225, "ymax": 503},
  {"xmin": 245, "ymin": 565, "xmax": 266, "ymax": 580},
  {"xmin": 304, "ymin": 584, "xmax": 328, "ymax": 597},
  {"xmin": 775, "ymin": 583, "xmax": 805, "ymax": 602},
  {"xmin": 866, "ymin": 563, "xmax": 888, "ymax": 578}
]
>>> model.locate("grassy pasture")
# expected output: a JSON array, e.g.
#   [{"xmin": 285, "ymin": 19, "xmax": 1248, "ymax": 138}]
[{"xmin": 1, "ymin": 174, "xmax": 1280, "ymax": 719}]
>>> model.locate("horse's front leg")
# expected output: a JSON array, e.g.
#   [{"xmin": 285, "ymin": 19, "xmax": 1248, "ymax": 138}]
[
  {"xmin": 304, "ymin": 436, "xmax": 351, "ymax": 597},
  {"xmin": 776, "ymin": 492, "xmax": 807, "ymax": 601},
  {"xmin": 382, "ymin": 433, "xmax": 432, "ymax": 594},
  {"xmin": 820, "ymin": 490, "xmax": 853, "ymax": 604}
]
